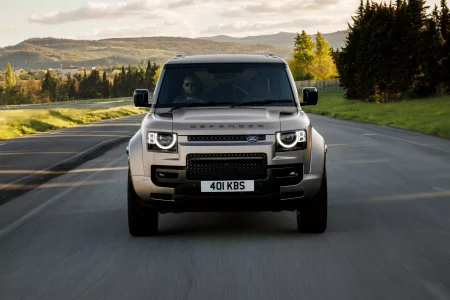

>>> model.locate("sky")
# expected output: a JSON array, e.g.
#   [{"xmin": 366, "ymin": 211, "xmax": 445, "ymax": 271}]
[{"xmin": 0, "ymin": 0, "xmax": 442, "ymax": 47}]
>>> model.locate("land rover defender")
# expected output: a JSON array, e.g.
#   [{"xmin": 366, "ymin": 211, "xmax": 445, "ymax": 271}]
[{"xmin": 127, "ymin": 54, "xmax": 328, "ymax": 236}]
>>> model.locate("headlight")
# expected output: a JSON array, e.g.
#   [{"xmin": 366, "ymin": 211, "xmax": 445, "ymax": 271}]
[
  {"xmin": 147, "ymin": 132, "xmax": 177, "ymax": 152},
  {"xmin": 276, "ymin": 129, "xmax": 307, "ymax": 151}
]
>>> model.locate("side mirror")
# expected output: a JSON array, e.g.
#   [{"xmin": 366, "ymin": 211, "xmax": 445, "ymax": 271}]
[
  {"xmin": 133, "ymin": 89, "xmax": 151, "ymax": 107},
  {"xmin": 301, "ymin": 87, "xmax": 318, "ymax": 106}
]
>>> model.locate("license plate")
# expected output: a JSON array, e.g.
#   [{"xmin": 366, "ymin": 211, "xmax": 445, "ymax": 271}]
[{"xmin": 201, "ymin": 180, "xmax": 254, "ymax": 192}]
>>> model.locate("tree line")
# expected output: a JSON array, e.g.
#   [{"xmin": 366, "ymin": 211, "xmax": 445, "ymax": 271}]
[
  {"xmin": 0, "ymin": 61, "xmax": 161, "ymax": 105},
  {"xmin": 337, "ymin": 0, "xmax": 450, "ymax": 102}
]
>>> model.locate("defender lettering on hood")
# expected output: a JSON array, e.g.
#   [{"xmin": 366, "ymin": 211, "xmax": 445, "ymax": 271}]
[{"xmin": 170, "ymin": 108, "xmax": 281, "ymax": 135}]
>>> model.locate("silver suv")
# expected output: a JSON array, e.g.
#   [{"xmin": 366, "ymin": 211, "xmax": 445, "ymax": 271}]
[{"xmin": 127, "ymin": 54, "xmax": 328, "ymax": 236}]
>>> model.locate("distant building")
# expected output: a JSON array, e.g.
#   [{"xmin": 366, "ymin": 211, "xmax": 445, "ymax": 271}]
[
  {"xmin": 80, "ymin": 66, "xmax": 96, "ymax": 72},
  {"xmin": 57, "ymin": 66, "xmax": 79, "ymax": 76}
]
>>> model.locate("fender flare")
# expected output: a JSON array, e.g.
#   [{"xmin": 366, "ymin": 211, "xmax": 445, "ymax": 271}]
[
  {"xmin": 309, "ymin": 128, "xmax": 327, "ymax": 174},
  {"xmin": 127, "ymin": 130, "xmax": 145, "ymax": 176}
]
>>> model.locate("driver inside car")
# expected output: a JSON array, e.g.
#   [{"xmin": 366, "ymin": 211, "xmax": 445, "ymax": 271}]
[{"xmin": 181, "ymin": 74, "xmax": 202, "ymax": 98}]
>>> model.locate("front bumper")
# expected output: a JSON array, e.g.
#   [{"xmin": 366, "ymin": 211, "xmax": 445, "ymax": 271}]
[
  {"xmin": 131, "ymin": 171, "xmax": 323, "ymax": 212},
  {"xmin": 130, "ymin": 135, "xmax": 323, "ymax": 212}
]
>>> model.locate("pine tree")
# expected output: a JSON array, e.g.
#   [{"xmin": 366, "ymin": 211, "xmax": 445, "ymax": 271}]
[
  {"xmin": 440, "ymin": 0, "xmax": 449, "ymax": 39},
  {"xmin": 421, "ymin": 5, "xmax": 445, "ymax": 95},
  {"xmin": 145, "ymin": 60, "xmax": 153, "ymax": 90},
  {"xmin": 102, "ymin": 71, "xmax": 110, "ymax": 98},
  {"xmin": 405, "ymin": 0, "xmax": 429, "ymax": 92},
  {"xmin": 440, "ymin": 0, "xmax": 450, "ymax": 88},
  {"xmin": 41, "ymin": 70, "xmax": 58, "ymax": 101}
]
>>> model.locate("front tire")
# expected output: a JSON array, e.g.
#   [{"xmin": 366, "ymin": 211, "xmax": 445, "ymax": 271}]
[
  {"xmin": 297, "ymin": 169, "xmax": 328, "ymax": 233},
  {"xmin": 128, "ymin": 170, "xmax": 159, "ymax": 236}
]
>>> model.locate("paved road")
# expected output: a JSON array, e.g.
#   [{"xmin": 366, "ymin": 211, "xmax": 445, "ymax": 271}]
[
  {"xmin": 0, "ymin": 114, "xmax": 146, "ymax": 205},
  {"xmin": 0, "ymin": 99, "xmax": 133, "ymax": 110},
  {"xmin": 1, "ymin": 114, "xmax": 450, "ymax": 300}
]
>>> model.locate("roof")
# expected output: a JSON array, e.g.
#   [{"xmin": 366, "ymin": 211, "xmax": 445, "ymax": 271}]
[{"xmin": 165, "ymin": 54, "xmax": 286, "ymax": 65}]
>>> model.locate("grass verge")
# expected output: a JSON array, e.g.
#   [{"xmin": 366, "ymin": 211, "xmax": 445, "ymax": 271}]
[
  {"xmin": 0, "ymin": 105, "xmax": 148, "ymax": 140},
  {"xmin": 301, "ymin": 91, "xmax": 450, "ymax": 138},
  {"xmin": 0, "ymin": 97, "xmax": 133, "ymax": 108}
]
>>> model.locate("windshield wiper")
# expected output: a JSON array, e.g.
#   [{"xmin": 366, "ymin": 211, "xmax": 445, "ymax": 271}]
[
  {"xmin": 169, "ymin": 101, "xmax": 217, "ymax": 112},
  {"xmin": 230, "ymin": 99, "xmax": 293, "ymax": 108}
]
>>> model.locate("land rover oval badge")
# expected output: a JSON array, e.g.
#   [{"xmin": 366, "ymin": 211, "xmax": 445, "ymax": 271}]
[{"xmin": 247, "ymin": 136, "xmax": 259, "ymax": 143}]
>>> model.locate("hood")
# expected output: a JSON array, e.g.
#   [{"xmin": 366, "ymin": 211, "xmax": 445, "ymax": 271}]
[{"xmin": 167, "ymin": 107, "xmax": 289, "ymax": 135}]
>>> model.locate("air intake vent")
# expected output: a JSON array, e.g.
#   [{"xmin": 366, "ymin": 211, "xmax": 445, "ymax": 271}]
[{"xmin": 186, "ymin": 153, "xmax": 267, "ymax": 180}]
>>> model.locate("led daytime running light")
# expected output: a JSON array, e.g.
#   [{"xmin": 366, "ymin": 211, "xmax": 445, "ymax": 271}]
[
  {"xmin": 148, "ymin": 132, "xmax": 177, "ymax": 150},
  {"xmin": 276, "ymin": 130, "xmax": 306, "ymax": 148}
]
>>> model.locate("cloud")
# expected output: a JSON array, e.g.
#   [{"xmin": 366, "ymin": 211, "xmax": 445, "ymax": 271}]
[
  {"xmin": 28, "ymin": 0, "xmax": 156, "ymax": 24},
  {"xmin": 78, "ymin": 11, "xmax": 196, "ymax": 39},
  {"xmin": 203, "ymin": 17, "xmax": 347, "ymax": 36},
  {"xmin": 167, "ymin": 0, "xmax": 211, "ymax": 8},
  {"xmin": 78, "ymin": 25, "xmax": 161, "ymax": 39},
  {"xmin": 221, "ymin": 0, "xmax": 340, "ymax": 18}
]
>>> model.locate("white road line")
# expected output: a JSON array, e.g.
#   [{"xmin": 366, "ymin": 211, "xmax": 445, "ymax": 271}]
[
  {"xmin": 330, "ymin": 123, "xmax": 450, "ymax": 153},
  {"xmin": 375, "ymin": 133, "xmax": 450, "ymax": 153},
  {"xmin": 422, "ymin": 281, "xmax": 450, "ymax": 300},
  {"xmin": 0, "ymin": 142, "xmax": 6, "ymax": 146},
  {"xmin": 0, "ymin": 155, "xmax": 125, "ymax": 240}
]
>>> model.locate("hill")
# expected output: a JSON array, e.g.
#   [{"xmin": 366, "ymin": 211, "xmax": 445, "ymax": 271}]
[
  {"xmin": 198, "ymin": 30, "xmax": 348, "ymax": 49},
  {"xmin": 0, "ymin": 37, "xmax": 294, "ymax": 70}
]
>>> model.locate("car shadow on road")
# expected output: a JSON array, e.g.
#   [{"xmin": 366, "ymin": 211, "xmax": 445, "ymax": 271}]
[{"xmin": 153, "ymin": 212, "xmax": 309, "ymax": 238}]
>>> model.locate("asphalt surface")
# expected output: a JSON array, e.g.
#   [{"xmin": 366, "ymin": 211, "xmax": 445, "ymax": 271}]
[
  {"xmin": 1, "ymin": 114, "xmax": 450, "ymax": 299},
  {"xmin": 0, "ymin": 114, "xmax": 146, "ymax": 205}
]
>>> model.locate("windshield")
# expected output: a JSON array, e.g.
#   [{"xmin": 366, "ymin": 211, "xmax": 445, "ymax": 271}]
[{"xmin": 154, "ymin": 63, "xmax": 296, "ymax": 111}]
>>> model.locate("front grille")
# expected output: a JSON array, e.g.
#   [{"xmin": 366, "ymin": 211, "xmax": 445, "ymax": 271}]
[
  {"xmin": 188, "ymin": 135, "xmax": 266, "ymax": 142},
  {"xmin": 186, "ymin": 153, "xmax": 267, "ymax": 180}
]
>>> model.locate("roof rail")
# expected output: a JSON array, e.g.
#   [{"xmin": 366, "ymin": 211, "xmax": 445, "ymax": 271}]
[{"xmin": 175, "ymin": 54, "xmax": 183, "ymax": 58}]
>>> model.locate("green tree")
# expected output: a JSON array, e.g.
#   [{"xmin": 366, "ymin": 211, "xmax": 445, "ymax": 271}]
[
  {"xmin": 440, "ymin": 0, "xmax": 450, "ymax": 89},
  {"xmin": 5, "ymin": 62, "xmax": 17, "ymax": 89},
  {"xmin": 310, "ymin": 32, "xmax": 339, "ymax": 79},
  {"xmin": 102, "ymin": 71, "xmax": 110, "ymax": 98},
  {"xmin": 41, "ymin": 70, "xmax": 59, "ymax": 101},
  {"xmin": 152, "ymin": 66, "xmax": 162, "ymax": 87},
  {"xmin": 289, "ymin": 31, "xmax": 316, "ymax": 80},
  {"xmin": 420, "ymin": 5, "xmax": 445, "ymax": 95},
  {"xmin": 68, "ymin": 77, "xmax": 79, "ymax": 100}
]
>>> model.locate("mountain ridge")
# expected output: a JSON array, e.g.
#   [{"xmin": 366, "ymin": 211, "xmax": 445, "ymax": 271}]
[{"xmin": 0, "ymin": 30, "xmax": 347, "ymax": 70}]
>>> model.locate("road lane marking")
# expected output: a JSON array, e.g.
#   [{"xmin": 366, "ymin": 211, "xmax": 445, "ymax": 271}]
[
  {"xmin": 0, "ymin": 136, "xmax": 129, "ymax": 192},
  {"xmin": 341, "ymin": 159, "xmax": 390, "ymax": 164},
  {"xmin": 327, "ymin": 143, "xmax": 371, "ymax": 147},
  {"xmin": 361, "ymin": 133, "xmax": 377, "ymax": 136},
  {"xmin": 0, "ymin": 167, "xmax": 127, "ymax": 175},
  {"xmin": 422, "ymin": 281, "xmax": 450, "ymax": 300},
  {"xmin": 0, "ymin": 155, "xmax": 125, "ymax": 240},
  {"xmin": 0, "ymin": 179, "xmax": 119, "ymax": 190},
  {"xmin": 373, "ymin": 190, "xmax": 450, "ymax": 201},
  {"xmin": 329, "ymin": 123, "xmax": 450, "ymax": 153},
  {"xmin": 374, "ymin": 133, "xmax": 450, "ymax": 153},
  {"xmin": 0, "ymin": 152, "xmax": 78, "ymax": 155}
]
